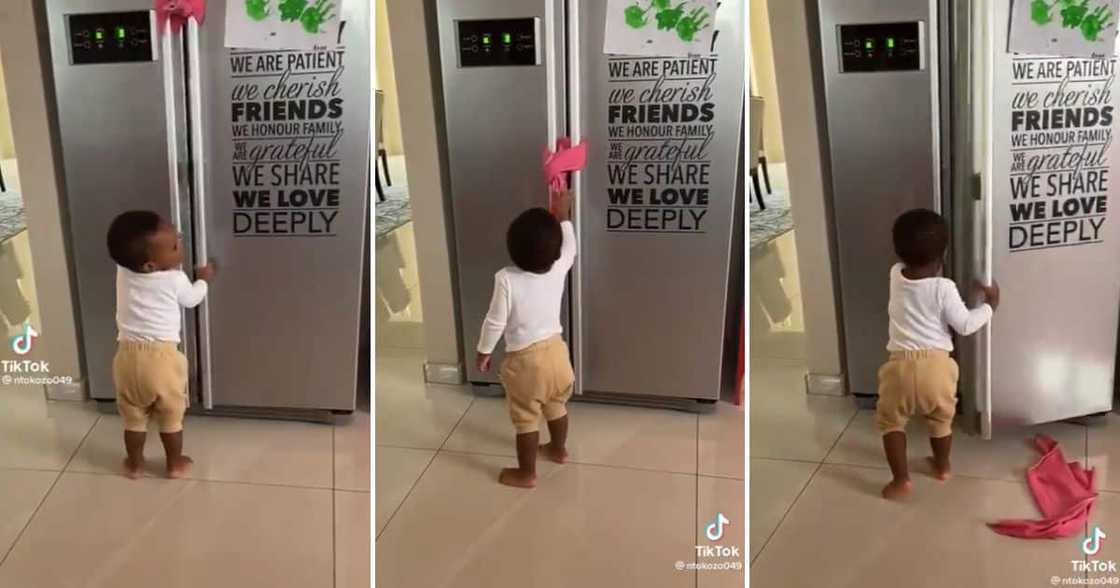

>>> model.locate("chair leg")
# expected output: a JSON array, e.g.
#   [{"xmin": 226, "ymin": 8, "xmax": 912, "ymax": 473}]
[
  {"xmin": 0, "ymin": 165, "xmax": 6, "ymax": 192},
  {"xmin": 376, "ymin": 168, "xmax": 386, "ymax": 202},
  {"xmin": 752, "ymin": 170, "xmax": 765, "ymax": 210},
  {"xmin": 379, "ymin": 149, "xmax": 392, "ymax": 186},
  {"xmin": 759, "ymin": 155, "xmax": 772, "ymax": 193}
]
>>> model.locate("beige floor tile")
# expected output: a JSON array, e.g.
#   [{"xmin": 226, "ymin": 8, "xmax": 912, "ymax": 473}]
[
  {"xmin": 376, "ymin": 453, "xmax": 695, "ymax": 588},
  {"xmin": 442, "ymin": 396, "xmax": 699, "ymax": 474},
  {"xmin": 0, "ymin": 388, "xmax": 99, "ymax": 470},
  {"xmin": 335, "ymin": 409, "xmax": 370, "ymax": 491},
  {"xmin": 1086, "ymin": 414, "xmax": 1120, "ymax": 492},
  {"xmin": 827, "ymin": 410, "xmax": 1088, "ymax": 482},
  {"xmin": 750, "ymin": 464, "xmax": 1085, "ymax": 588},
  {"xmin": 0, "ymin": 469, "xmax": 56, "ymax": 558},
  {"xmin": 748, "ymin": 458, "xmax": 816, "ymax": 561},
  {"xmin": 374, "ymin": 446, "xmax": 434, "ymax": 536},
  {"xmin": 375, "ymin": 354, "xmax": 474, "ymax": 449},
  {"xmin": 67, "ymin": 413, "xmax": 334, "ymax": 488},
  {"xmin": 335, "ymin": 490, "xmax": 371, "ymax": 588},
  {"xmin": 0, "ymin": 473, "xmax": 333, "ymax": 588},
  {"xmin": 699, "ymin": 401, "xmax": 744, "ymax": 479},
  {"xmin": 750, "ymin": 358, "xmax": 857, "ymax": 462},
  {"xmin": 697, "ymin": 476, "xmax": 746, "ymax": 588}
]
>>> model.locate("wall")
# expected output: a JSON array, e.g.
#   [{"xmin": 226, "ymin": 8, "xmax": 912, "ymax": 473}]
[
  {"xmin": 376, "ymin": 0, "xmax": 404, "ymax": 155},
  {"xmin": 767, "ymin": 0, "xmax": 845, "ymax": 387},
  {"xmin": 0, "ymin": 1, "xmax": 85, "ymax": 389},
  {"xmin": 749, "ymin": 0, "xmax": 785, "ymax": 162},
  {"xmin": 384, "ymin": 0, "xmax": 463, "ymax": 379},
  {"xmin": 0, "ymin": 59, "xmax": 14, "ymax": 159}
]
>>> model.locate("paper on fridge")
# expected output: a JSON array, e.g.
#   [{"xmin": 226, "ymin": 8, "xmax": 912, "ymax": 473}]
[
  {"xmin": 603, "ymin": 0, "xmax": 717, "ymax": 56},
  {"xmin": 225, "ymin": 0, "xmax": 344, "ymax": 49},
  {"xmin": 1008, "ymin": 0, "xmax": 1120, "ymax": 58}
]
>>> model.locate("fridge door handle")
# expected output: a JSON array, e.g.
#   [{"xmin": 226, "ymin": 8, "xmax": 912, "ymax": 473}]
[
  {"xmin": 567, "ymin": 0, "xmax": 583, "ymax": 396},
  {"xmin": 187, "ymin": 19, "xmax": 214, "ymax": 410}
]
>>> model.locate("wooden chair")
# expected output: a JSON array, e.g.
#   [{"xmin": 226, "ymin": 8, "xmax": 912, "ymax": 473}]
[
  {"xmin": 375, "ymin": 91, "xmax": 387, "ymax": 201},
  {"xmin": 749, "ymin": 96, "xmax": 766, "ymax": 210}
]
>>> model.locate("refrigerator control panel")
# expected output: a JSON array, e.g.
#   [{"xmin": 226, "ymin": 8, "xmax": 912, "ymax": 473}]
[
  {"xmin": 838, "ymin": 22, "xmax": 922, "ymax": 73},
  {"xmin": 457, "ymin": 18, "xmax": 540, "ymax": 67},
  {"xmin": 67, "ymin": 11, "xmax": 155, "ymax": 65}
]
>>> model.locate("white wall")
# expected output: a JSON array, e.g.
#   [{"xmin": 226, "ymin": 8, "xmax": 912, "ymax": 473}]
[
  {"xmin": 767, "ymin": 1, "xmax": 845, "ymax": 387},
  {"xmin": 384, "ymin": 0, "xmax": 463, "ymax": 379},
  {"xmin": 0, "ymin": 1, "xmax": 85, "ymax": 388}
]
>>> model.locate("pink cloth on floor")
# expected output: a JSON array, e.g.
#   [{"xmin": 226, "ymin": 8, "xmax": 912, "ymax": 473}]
[
  {"xmin": 988, "ymin": 435, "xmax": 1097, "ymax": 539},
  {"xmin": 542, "ymin": 138, "xmax": 586, "ymax": 213}
]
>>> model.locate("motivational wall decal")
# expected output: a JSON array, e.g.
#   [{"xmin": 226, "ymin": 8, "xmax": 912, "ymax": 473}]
[
  {"xmin": 228, "ymin": 47, "xmax": 348, "ymax": 237},
  {"xmin": 1006, "ymin": 56, "xmax": 1116, "ymax": 252}
]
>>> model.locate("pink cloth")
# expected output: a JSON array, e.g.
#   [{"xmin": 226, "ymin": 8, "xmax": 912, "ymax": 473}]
[
  {"xmin": 988, "ymin": 435, "xmax": 1097, "ymax": 539},
  {"xmin": 155, "ymin": 0, "xmax": 206, "ymax": 33},
  {"xmin": 542, "ymin": 138, "xmax": 586, "ymax": 213}
]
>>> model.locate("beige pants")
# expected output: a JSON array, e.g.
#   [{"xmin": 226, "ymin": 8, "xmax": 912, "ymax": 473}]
[
  {"xmin": 500, "ymin": 336, "xmax": 574, "ymax": 434},
  {"xmin": 113, "ymin": 341, "xmax": 189, "ymax": 433},
  {"xmin": 875, "ymin": 349, "xmax": 959, "ymax": 438}
]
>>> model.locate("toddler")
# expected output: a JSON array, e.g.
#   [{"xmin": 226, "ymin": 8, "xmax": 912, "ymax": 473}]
[
  {"xmin": 477, "ymin": 190, "xmax": 576, "ymax": 489},
  {"xmin": 106, "ymin": 211, "xmax": 215, "ymax": 479},
  {"xmin": 878, "ymin": 209, "xmax": 999, "ymax": 499}
]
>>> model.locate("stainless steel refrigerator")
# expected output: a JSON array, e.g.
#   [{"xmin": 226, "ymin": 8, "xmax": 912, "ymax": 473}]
[
  {"xmin": 43, "ymin": 0, "xmax": 370, "ymax": 418},
  {"xmin": 816, "ymin": 0, "xmax": 1120, "ymax": 437},
  {"xmin": 435, "ymin": 0, "xmax": 746, "ymax": 409}
]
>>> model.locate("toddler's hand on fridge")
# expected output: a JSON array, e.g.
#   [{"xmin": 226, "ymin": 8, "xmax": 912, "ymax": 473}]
[
  {"xmin": 196, "ymin": 263, "xmax": 217, "ymax": 283},
  {"xmin": 476, "ymin": 352, "xmax": 492, "ymax": 373},
  {"xmin": 974, "ymin": 280, "xmax": 999, "ymax": 311}
]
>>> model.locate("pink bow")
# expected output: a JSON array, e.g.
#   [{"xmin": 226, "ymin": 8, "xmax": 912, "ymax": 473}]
[
  {"xmin": 542, "ymin": 138, "xmax": 587, "ymax": 211},
  {"xmin": 155, "ymin": 0, "xmax": 206, "ymax": 33}
]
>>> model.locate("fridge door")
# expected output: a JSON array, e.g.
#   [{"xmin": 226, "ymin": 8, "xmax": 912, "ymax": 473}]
[
  {"xmin": 435, "ymin": 0, "xmax": 567, "ymax": 387},
  {"xmin": 982, "ymin": 0, "xmax": 1119, "ymax": 428},
  {"xmin": 44, "ymin": 2, "xmax": 195, "ymax": 400},
  {"xmin": 189, "ymin": 0, "xmax": 370, "ymax": 411},
  {"xmin": 575, "ymin": 0, "xmax": 745, "ymax": 400}
]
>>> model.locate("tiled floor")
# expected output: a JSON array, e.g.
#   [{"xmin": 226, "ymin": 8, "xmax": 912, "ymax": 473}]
[
  {"xmin": 749, "ymin": 230, "xmax": 1117, "ymax": 587},
  {"xmin": 0, "ymin": 385, "xmax": 370, "ymax": 588},
  {"xmin": 374, "ymin": 344, "xmax": 746, "ymax": 588}
]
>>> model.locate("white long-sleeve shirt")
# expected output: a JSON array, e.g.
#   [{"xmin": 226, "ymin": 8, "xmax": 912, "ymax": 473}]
[
  {"xmin": 116, "ymin": 266, "xmax": 208, "ymax": 343},
  {"xmin": 477, "ymin": 221, "xmax": 576, "ymax": 354},
  {"xmin": 886, "ymin": 263, "xmax": 992, "ymax": 352}
]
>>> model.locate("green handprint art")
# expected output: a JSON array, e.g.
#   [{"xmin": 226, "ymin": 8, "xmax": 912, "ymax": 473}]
[
  {"xmin": 624, "ymin": 3, "xmax": 651, "ymax": 29},
  {"xmin": 655, "ymin": 3, "xmax": 685, "ymax": 31},
  {"xmin": 244, "ymin": 0, "xmax": 270, "ymax": 22},
  {"xmin": 1032, "ymin": 0, "xmax": 1055, "ymax": 24},
  {"xmin": 300, "ymin": 0, "xmax": 336, "ymax": 33},
  {"xmin": 675, "ymin": 5, "xmax": 710, "ymax": 41},
  {"xmin": 1060, "ymin": 0, "xmax": 1090, "ymax": 28},
  {"xmin": 1081, "ymin": 4, "xmax": 1113, "ymax": 40},
  {"xmin": 278, "ymin": 0, "xmax": 307, "ymax": 22}
]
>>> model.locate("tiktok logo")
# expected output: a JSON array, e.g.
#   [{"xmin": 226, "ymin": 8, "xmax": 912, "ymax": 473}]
[
  {"xmin": 1085, "ymin": 527, "xmax": 1108, "ymax": 557},
  {"xmin": 705, "ymin": 513, "xmax": 730, "ymax": 542},
  {"xmin": 10, "ymin": 323, "xmax": 37, "ymax": 356}
]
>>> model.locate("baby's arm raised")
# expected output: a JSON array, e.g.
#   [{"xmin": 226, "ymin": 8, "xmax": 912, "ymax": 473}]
[
  {"xmin": 175, "ymin": 270, "xmax": 209, "ymax": 309},
  {"xmin": 941, "ymin": 280, "xmax": 993, "ymax": 336}
]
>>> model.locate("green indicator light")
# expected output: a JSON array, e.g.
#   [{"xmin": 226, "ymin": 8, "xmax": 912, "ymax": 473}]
[
  {"xmin": 886, "ymin": 37, "xmax": 895, "ymax": 49},
  {"xmin": 864, "ymin": 39, "xmax": 873, "ymax": 49},
  {"xmin": 482, "ymin": 34, "xmax": 491, "ymax": 45},
  {"xmin": 116, "ymin": 26, "xmax": 126, "ymax": 40},
  {"xmin": 502, "ymin": 32, "xmax": 511, "ymax": 44},
  {"xmin": 95, "ymin": 30, "xmax": 104, "ymax": 41}
]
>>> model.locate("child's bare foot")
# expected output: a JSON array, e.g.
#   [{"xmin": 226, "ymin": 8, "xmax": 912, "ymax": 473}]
[
  {"xmin": 881, "ymin": 479, "xmax": 913, "ymax": 500},
  {"xmin": 498, "ymin": 467, "xmax": 536, "ymax": 488},
  {"xmin": 166, "ymin": 455, "xmax": 193, "ymax": 479},
  {"xmin": 926, "ymin": 457, "xmax": 952, "ymax": 481},
  {"xmin": 123, "ymin": 458, "xmax": 144, "ymax": 480},
  {"xmin": 539, "ymin": 442, "xmax": 568, "ymax": 464}
]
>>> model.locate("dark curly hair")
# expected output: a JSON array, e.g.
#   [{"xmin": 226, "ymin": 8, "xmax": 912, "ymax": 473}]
[
  {"xmin": 506, "ymin": 208, "xmax": 562, "ymax": 273},
  {"xmin": 106, "ymin": 210, "xmax": 162, "ymax": 272},
  {"xmin": 892, "ymin": 208, "xmax": 948, "ymax": 267}
]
